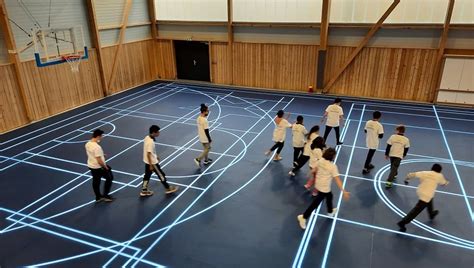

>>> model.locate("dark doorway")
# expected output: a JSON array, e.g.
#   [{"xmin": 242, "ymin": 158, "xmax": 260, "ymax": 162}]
[{"xmin": 174, "ymin": 41, "xmax": 210, "ymax": 82}]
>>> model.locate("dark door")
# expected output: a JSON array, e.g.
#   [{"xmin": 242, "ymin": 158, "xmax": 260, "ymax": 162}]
[{"xmin": 174, "ymin": 41, "xmax": 210, "ymax": 82}]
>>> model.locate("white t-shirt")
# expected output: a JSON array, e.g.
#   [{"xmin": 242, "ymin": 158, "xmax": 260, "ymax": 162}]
[
  {"xmin": 272, "ymin": 118, "xmax": 291, "ymax": 142},
  {"xmin": 365, "ymin": 120, "xmax": 384, "ymax": 149},
  {"xmin": 85, "ymin": 141, "xmax": 105, "ymax": 169},
  {"xmin": 292, "ymin": 124, "xmax": 308, "ymax": 148},
  {"xmin": 387, "ymin": 134, "xmax": 410, "ymax": 158},
  {"xmin": 325, "ymin": 104, "xmax": 344, "ymax": 127},
  {"xmin": 197, "ymin": 116, "xmax": 210, "ymax": 143},
  {"xmin": 309, "ymin": 148, "xmax": 323, "ymax": 169},
  {"xmin": 303, "ymin": 132, "xmax": 319, "ymax": 156},
  {"xmin": 315, "ymin": 159, "xmax": 340, "ymax": 193},
  {"xmin": 143, "ymin": 135, "xmax": 158, "ymax": 165},
  {"xmin": 407, "ymin": 171, "xmax": 448, "ymax": 202}
]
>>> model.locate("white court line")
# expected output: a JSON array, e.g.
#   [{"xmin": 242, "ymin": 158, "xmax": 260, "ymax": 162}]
[
  {"xmin": 126, "ymin": 97, "xmax": 294, "ymax": 267},
  {"xmin": 433, "ymin": 106, "xmax": 474, "ymax": 222},
  {"xmin": 104, "ymin": 94, "xmax": 281, "ymax": 266},
  {"xmin": 346, "ymin": 174, "xmax": 474, "ymax": 199},
  {"xmin": 339, "ymin": 144, "xmax": 474, "ymax": 166},
  {"xmin": 0, "ymin": 85, "xmax": 184, "ymax": 170},
  {"xmin": 0, "ymin": 82, "xmax": 174, "ymax": 150},
  {"xmin": 2, "ymin": 87, "xmax": 208, "ymax": 231},
  {"xmin": 355, "ymin": 107, "xmax": 474, "ymax": 123},
  {"xmin": 3, "ymin": 89, "xmax": 232, "ymax": 234}
]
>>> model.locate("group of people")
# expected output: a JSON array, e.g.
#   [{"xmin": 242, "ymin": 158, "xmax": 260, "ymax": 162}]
[
  {"xmin": 84, "ymin": 103, "xmax": 213, "ymax": 201},
  {"xmin": 84, "ymin": 98, "xmax": 449, "ymax": 234},
  {"xmin": 264, "ymin": 98, "xmax": 449, "ymax": 232}
]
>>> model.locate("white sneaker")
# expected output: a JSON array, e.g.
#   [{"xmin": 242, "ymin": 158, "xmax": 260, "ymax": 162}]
[
  {"xmin": 194, "ymin": 158, "xmax": 201, "ymax": 168},
  {"xmin": 327, "ymin": 208, "xmax": 338, "ymax": 217},
  {"xmin": 289, "ymin": 171, "xmax": 296, "ymax": 176},
  {"xmin": 297, "ymin": 214, "xmax": 306, "ymax": 229}
]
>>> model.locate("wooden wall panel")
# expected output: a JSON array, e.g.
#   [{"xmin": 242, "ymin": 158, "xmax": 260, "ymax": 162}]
[
  {"xmin": 103, "ymin": 39, "xmax": 175, "ymax": 94},
  {"xmin": 0, "ymin": 64, "xmax": 28, "ymax": 133},
  {"xmin": 232, "ymin": 42, "xmax": 318, "ymax": 91},
  {"xmin": 210, "ymin": 42, "xmax": 232, "ymax": 84},
  {"xmin": 18, "ymin": 49, "xmax": 104, "ymax": 121},
  {"xmin": 324, "ymin": 46, "xmax": 438, "ymax": 102}
]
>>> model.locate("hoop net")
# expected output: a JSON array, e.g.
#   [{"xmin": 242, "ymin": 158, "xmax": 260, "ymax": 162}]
[{"xmin": 62, "ymin": 55, "xmax": 82, "ymax": 72}]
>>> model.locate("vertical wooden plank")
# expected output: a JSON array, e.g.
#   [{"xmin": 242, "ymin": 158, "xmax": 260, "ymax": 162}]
[
  {"xmin": 432, "ymin": 0, "xmax": 456, "ymax": 103},
  {"xmin": 148, "ymin": 0, "xmax": 158, "ymax": 39},
  {"xmin": 0, "ymin": 0, "xmax": 31, "ymax": 122},
  {"xmin": 86, "ymin": 0, "xmax": 107, "ymax": 96},
  {"xmin": 108, "ymin": 0, "xmax": 133, "ymax": 91}
]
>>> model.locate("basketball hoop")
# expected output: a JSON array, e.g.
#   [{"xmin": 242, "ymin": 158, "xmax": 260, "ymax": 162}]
[{"xmin": 62, "ymin": 54, "xmax": 82, "ymax": 72}]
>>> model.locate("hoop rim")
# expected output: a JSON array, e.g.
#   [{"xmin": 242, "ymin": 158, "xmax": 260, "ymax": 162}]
[{"xmin": 62, "ymin": 54, "xmax": 82, "ymax": 60}]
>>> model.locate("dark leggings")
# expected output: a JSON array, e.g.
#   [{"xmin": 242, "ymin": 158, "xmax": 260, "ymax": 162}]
[
  {"xmin": 293, "ymin": 147, "xmax": 304, "ymax": 163},
  {"xmin": 90, "ymin": 166, "xmax": 114, "ymax": 199},
  {"xmin": 292, "ymin": 155, "xmax": 310, "ymax": 172},
  {"xmin": 270, "ymin": 142, "xmax": 284, "ymax": 154},
  {"xmin": 399, "ymin": 199, "xmax": 435, "ymax": 225},
  {"xmin": 323, "ymin": 126, "xmax": 341, "ymax": 143},
  {"xmin": 303, "ymin": 191, "xmax": 334, "ymax": 219},
  {"xmin": 364, "ymin": 149, "xmax": 376, "ymax": 169},
  {"xmin": 143, "ymin": 164, "xmax": 170, "ymax": 189}
]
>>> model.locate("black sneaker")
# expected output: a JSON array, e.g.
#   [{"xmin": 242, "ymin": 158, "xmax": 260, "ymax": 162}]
[
  {"xmin": 336, "ymin": 141, "xmax": 343, "ymax": 146},
  {"xmin": 429, "ymin": 210, "xmax": 439, "ymax": 220},
  {"xmin": 368, "ymin": 164, "xmax": 375, "ymax": 170},
  {"xmin": 95, "ymin": 197, "xmax": 103, "ymax": 203},
  {"xmin": 203, "ymin": 159, "xmax": 213, "ymax": 165},
  {"xmin": 397, "ymin": 222, "xmax": 407, "ymax": 232},
  {"xmin": 362, "ymin": 169, "xmax": 370, "ymax": 175}
]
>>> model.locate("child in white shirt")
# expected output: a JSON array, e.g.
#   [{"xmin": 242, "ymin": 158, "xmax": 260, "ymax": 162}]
[
  {"xmin": 292, "ymin": 115, "xmax": 308, "ymax": 165},
  {"xmin": 297, "ymin": 148, "xmax": 350, "ymax": 229},
  {"xmin": 385, "ymin": 125, "xmax": 410, "ymax": 189},
  {"xmin": 265, "ymin": 110, "xmax": 292, "ymax": 161},
  {"xmin": 289, "ymin": 125, "xmax": 319, "ymax": 176},
  {"xmin": 397, "ymin": 164, "xmax": 449, "ymax": 232},
  {"xmin": 362, "ymin": 111, "xmax": 384, "ymax": 174},
  {"xmin": 304, "ymin": 136, "xmax": 326, "ymax": 196},
  {"xmin": 322, "ymin": 98, "xmax": 344, "ymax": 146}
]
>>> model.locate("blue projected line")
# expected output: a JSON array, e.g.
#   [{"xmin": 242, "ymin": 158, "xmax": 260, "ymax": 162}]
[
  {"xmin": 313, "ymin": 213, "xmax": 474, "ymax": 251},
  {"xmin": 94, "ymin": 90, "xmax": 233, "ymax": 266},
  {"xmin": 433, "ymin": 106, "xmax": 474, "ymax": 222},
  {"xmin": 320, "ymin": 105, "xmax": 366, "ymax": 268},
  {"xmin": 108, "ymin": 96, "xmax": 287, "ymax": 267},
  {"xmin": 1, "ymin": 86, "xmax": 185, "ymax": 172},
  {"xmin": 373, "ymin": 161, "xmax": 474, "ymax": 248},
  {"xmin": 2, "ymin": 88, "xmax": 188, "ymax": 232},
  {"xmin": 0, "ymin": 82, "xmax": 174, "ymax": 149},
  {"xmin": 8, "ymin": 90, "xmax": 270, "ymax": 263},
  {"xmin": 2, "ymin": 218, "xmax": 164, "ymax": 267},
  {"xmin": 1, "ymin": 207, "xmax": 140, "ymax": 252},
  {"xmin": 128, "ymin": 97, "xmax": 294, "ymax": 267},
  {"xmin": 4, "ymin": 88, "xmax": 229, "ymax": 234},
  {"xmin": 292, "ymin": 103, "xmax": 355, "ymax": 268}
]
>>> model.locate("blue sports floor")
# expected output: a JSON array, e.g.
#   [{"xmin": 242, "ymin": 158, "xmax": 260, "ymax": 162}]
[{"xmin": 0, "ymin": 81, "xmax": 473, "ymax": 267}]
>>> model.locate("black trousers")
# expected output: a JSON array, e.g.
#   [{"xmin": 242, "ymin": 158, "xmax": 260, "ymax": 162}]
[
  {"xmin": 364, "ymin": 149, "xmax": 376, "ymax": 169},
  {"xmin": 387, "ymin": 157, "xmax": 401, "ymax": 182},
  {"xmin": 323, "ymin": 126, "xmax": 341, "ymax": 143},
  {"xmin": 143, "ymin": 163, "xmax": 170, "ymax": 189},
  {"xmin": 270, "ymin": 142, "xmax": 284, "ymax": 154},
  {"xmin": 303, "ymin": 191, "xmax": 333, "ymax": 219},
  {"xmin": 293, "ymin": 147, "xmax": 304, "ymax": 163},
  {"xmin": 90, "ymin": 165, "xmax": 114, "ymax": 199},
  {"xmin": 399, "ymin": 199, "xmax": 435, "ymax": 225},
  {"xmin": 292, "ymin": 155, "xmax": 310, "ymax": 172}
]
